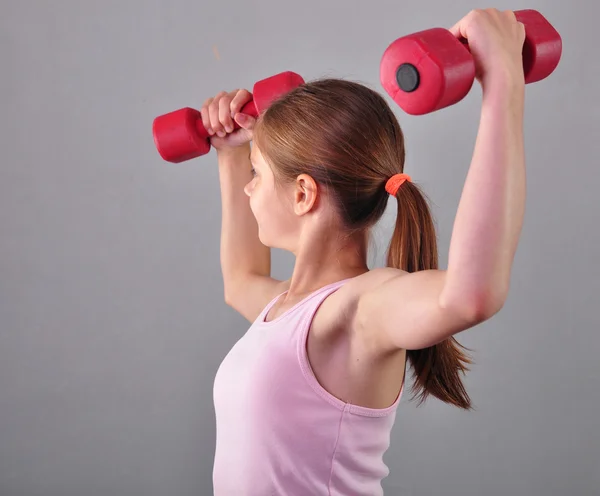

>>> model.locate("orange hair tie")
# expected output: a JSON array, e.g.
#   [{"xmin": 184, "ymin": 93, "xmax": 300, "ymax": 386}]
[{"xmin": 385, "ymin": 173, "xmax": 412, "ymax": 196}]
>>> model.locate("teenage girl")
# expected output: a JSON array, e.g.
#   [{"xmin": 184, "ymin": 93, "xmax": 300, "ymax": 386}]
[{"xmin": 204, "ymin": 8, "xmax": 526, "ymax": 495}]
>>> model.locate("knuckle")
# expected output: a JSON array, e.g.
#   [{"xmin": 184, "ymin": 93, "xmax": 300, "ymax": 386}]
[
  {"xmin": 210, "ymin": 91, "xmax": 226, "ymax": 108},
  {"xmin": 235, "ymin": 88, "xmax": 250, "ymax": 102},
  {"xmin": 482, "ymin": 8, "xmax": 497, "ymax": 19},
  {"xmin": 468, "ymin": 9, "xmax": 484, "ymax": 23},
  {"xmin": 231, "ymin": 97, "xmax": 243, "ymax": 110},
  {"xmin": 219, "ymin": 95, "xmax": 231, "ymax": 108},
  {"xmin": 234, "ymin": 90, "xmax": 251, "ymax": 108}
]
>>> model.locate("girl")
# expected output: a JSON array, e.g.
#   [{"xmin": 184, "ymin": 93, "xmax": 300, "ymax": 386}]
[{"xmin": 205, "ymin": 8, "xmax": 526, "ymax": 495}]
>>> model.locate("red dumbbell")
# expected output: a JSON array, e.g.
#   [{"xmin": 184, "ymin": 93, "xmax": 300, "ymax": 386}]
[
  {"xmin": 152, "ymin": 71, "xmax": 305, "ymax": 163},
  {"xmin": 380, "ymin": 9, "xmax": 562, "ymax": 115}
]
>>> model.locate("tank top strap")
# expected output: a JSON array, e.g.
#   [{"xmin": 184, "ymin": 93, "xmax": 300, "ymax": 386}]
[
  {"xmin": 306, "ymin": 277, "xmax": 351, "ymax": 306},
  {"xmin": 256, "ymin": 277, "xmax": 354, "ymax": 326},
  {"xmin": 295, "ymin": 277, "xmax": 404, "ymax": 417},
  {"xmin": 296, "ymin": 277, "xmax": 352, "ymax": 317}
]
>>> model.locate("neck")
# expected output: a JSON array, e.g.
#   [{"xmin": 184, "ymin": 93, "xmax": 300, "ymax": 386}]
[{"xmin": 286, "ymin": 228, "xmax": 369, "ymax": 298}]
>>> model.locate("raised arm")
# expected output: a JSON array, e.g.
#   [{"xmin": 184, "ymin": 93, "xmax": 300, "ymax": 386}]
[
  {"xmin": 202, "ymin": 89, "xmax": 287, "ymax": 322},
  {"xmin": 354, "ymin": 9, "xmax": 527, "ymax": 350}
]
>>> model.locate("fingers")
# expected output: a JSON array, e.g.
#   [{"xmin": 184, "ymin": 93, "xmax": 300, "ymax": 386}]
[
  {"xmin": 506, "ymin": 11, "xmax": 525, "ymax": 44},
  {"xmin": 449, "ymin": 8, "xmax": 521, "ymax": 41},
  {"xmin": 449, "ymin": 9, "xmax": 476, "ymax": 40},
  {"xmin": 205, "ymin": 91, "xmax": 226, "ymax": 137},
  {"xmin": 448, "ymin": 19, "xmax": 466, "ymax": 39},
  {"xmin": 502, "ymin": 9, "xmax": 517, "ymax": 22},
  {"xmin": 219, "ymin": 91, "xmax": 236, "ymax": 133},
  {"xmin": 230, "ymin": 89, "xmax": 252, "ymax": 119},
  {"xmin": 234, "ymin": 113, "xmax": 256, "ymax": 131},
  {"xmin": 231, "ymin": 89, "xmax": 256, "ymax": 130},
  {"xmin": 498, "ymin": 9, "xmax": 525, "ymax": 46},
  {"xmin": 200, "ymin": 97, "xmax": 213, "ymax": 135},
  {"xmin": 201, "ymin": 89, "xmax": 253, "ymax": 138}
]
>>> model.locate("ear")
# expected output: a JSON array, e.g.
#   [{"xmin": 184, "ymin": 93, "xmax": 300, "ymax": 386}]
[{"xmin": 293, "ymin": 173, "xmax": 319, "ymax": 216}]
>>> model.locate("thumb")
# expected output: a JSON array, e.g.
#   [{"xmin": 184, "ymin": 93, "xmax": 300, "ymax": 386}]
[
  {"xmin": 448, "ymin": 21, "xmax": 465, "ymax": 40},
  {"xmin": 233, "ymin": 113, "xmax": 256, "ymax": 130},
  {"xmin": 448, "ymin": 12, "xmax": 473, "ymax": 41}
]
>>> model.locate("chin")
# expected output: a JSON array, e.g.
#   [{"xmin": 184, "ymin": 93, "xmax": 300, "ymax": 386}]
[
  {"xmin": 258, "ymin": 231, "xmax": 283, "ymax": 250},
  {"xmin": 259, "ymin": 236, "xmax": 277, "ymax": 250},
  {"xmin": 257, "ymin": 229, "xmax": 271, "ymax": 248}
]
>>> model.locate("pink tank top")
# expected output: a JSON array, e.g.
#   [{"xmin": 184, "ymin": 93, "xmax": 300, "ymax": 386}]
[{"xmin": 212, "ymin": 278, "xmax": 403, "ymax": 495}]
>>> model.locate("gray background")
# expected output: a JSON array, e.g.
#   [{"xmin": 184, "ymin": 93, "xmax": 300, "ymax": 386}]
[{"xmin": 1, "ymin": 0, "xmax": 598, "ymax": 495}]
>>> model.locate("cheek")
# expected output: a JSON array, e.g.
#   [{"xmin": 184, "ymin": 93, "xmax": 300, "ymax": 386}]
[
  {"xmin": 250, "ymin": 181, "xmax": 294, "ymax": 225},
  {"xmin": 272, "ymin": 200, "xmax": 297, "ymax": 233},
  {"xmin": 252, "ymin": 189, "xmax": 285, "ymax": 226},
  {"xmin": 252, "ymin": 189, "xmax": 271, "ymax": 219}
]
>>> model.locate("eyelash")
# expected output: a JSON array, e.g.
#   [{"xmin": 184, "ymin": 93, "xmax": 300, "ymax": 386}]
[{"xmin": 250, "ymin": 167, "xmax": 257, "ymax": 177}]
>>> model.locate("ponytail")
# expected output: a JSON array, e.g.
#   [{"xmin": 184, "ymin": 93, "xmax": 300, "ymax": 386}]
[
  {"xmin": 387, "ymin": 182, "xmax": 473, "ymax": 410},
  {"xmin": 252, "ymin": 76, "xmax": 472, "ymax": 408}
]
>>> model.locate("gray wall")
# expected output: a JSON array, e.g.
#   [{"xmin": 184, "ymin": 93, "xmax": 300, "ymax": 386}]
[{"xmin": 1, "ymin": 1, "xmax": 598, "ymax": 495}]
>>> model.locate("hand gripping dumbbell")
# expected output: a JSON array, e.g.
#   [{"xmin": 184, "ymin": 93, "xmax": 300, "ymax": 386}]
[
  {"xmin": 380, "ymin": 9, "xmax": 562, "ymax": 115},
  {"xmin": 152, "ymin": 71, "xmax": 305, "ymax": 163}
]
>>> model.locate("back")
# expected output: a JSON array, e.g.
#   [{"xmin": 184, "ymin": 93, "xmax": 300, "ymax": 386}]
[{"xmin": 212, "ymin": 278, "xmax": 404, "ymax": 495}]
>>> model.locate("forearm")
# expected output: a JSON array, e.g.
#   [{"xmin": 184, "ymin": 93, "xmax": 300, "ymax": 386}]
[
  {"xmin": 218, "ymin": 145, "xmax": 270, "ymax": 292},
  {"xmin": 440, "ymin": 79, "xmax": 526, "ymax": 316}
]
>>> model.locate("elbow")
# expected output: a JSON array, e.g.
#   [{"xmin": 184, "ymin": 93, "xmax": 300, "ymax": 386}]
[
  {"xmin": 441, "ymin": 289, "xmax": 507, "ymax": 325},
  {"xmin": 463, "ymin": 296, "xmax": 505, "ymax": 324}
]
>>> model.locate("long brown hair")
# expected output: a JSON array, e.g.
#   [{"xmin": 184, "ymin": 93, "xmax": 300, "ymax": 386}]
[{"xmin": 253, "ymin": 79, "xmax": 473, "ymax": 410}]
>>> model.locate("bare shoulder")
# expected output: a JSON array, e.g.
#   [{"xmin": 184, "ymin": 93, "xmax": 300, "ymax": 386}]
[
  {"xmin": 348, "ymin": 267, "xmax": 404, "ymax": 290},
  {"xmin": 314, "ymin": 268, "xmax": 405, "ymax": 336},
  {"xmin": 332, "ymin": 268, "xmax": 405, "ymax": 308},
  {"xmin": 225, "ymin": 274, "xmax": 291, "ymax": 323}
]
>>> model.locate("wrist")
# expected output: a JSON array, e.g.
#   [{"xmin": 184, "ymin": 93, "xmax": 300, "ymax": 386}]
[
  {"xmin": 482, "ymin": 67, "xmax": 524, "ymax": 100},
  {"xmin": 217, "ymin": 143, "xmax": 251, "ymax": 161},
  {"xmin": 481, "ymin": 75, "xmax": 524, "ymax": 114}
]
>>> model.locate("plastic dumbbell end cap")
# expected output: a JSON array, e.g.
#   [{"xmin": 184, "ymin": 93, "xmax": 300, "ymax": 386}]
[{"xmin": 396, "ymin": 63, "xmax": 420, "ymax": 92}]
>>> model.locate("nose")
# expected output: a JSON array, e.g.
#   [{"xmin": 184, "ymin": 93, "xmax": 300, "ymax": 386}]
[{"xmin": 244, "ymin": 181, "xmax": 252, "ymax": 197}]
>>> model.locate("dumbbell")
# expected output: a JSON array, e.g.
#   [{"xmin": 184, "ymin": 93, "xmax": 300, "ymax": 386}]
[
  {"xmin": 380, "ymin": 9, "xmax": 562, "ymax": 115},
  {"xmin": 152, "ymin": 71, "xmax": 305, "ymax": 163}
]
